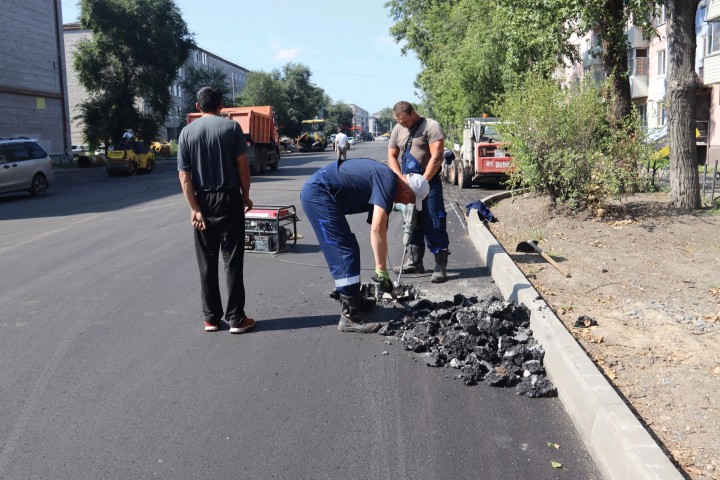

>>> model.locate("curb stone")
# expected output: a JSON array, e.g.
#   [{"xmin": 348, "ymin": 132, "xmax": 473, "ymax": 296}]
[{"xmin": 466, "ymin": 195, "xmax": 682, "ymax": 480}]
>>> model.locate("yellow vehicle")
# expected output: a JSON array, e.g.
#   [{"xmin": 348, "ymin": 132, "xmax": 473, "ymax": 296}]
[
  {"xmin": 295, "ymin": 119, "xmax": 327, "ymax": 152},
  {"xmin": 106, "ymin": 140, "xmax": 155, "ymax": 176}
]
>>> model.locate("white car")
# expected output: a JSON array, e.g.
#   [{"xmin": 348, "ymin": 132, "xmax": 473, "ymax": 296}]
[
  {"xmin": 71, "ymin": 144, "xmax": 87, "ymax": 160},
  {"xmin": 347, "ymin": 137, "xmax": 356, "ymax": 146},
  {"xmin": 0, "ymin": 137, "xmax": 55, "ymax": 196}
]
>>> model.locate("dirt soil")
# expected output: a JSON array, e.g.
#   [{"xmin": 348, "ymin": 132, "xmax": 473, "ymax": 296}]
[{"xmin": 485, "ymin": 191, "xmax": 720, "ymax": 479}]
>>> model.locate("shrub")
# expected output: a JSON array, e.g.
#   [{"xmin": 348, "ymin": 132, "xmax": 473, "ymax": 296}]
[{"xmin": 495, "ymin": 73, "xmax": 653, "ymax": 208}]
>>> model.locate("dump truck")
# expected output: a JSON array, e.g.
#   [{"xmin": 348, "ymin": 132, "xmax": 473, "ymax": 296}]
[
  {"xmin": 186, "ymin": 106, "xmax": 280, "ymax": 175},
  {"xmin": 295, "ymin": 119, "xmax": 327, "ymax": 152},
  {"xmin": 449, "ymin": 117, "xmax": 512, "ymax": 188},
  {"xmin": 106, "ymin": 140, "xmax": 155, "ymax": 176}
]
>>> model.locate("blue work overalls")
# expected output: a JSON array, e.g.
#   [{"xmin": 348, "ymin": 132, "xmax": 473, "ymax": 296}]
[
  {"xmin": 300, "ymin": 158, "xmax": 396, "ymax": 296},
  {"xmin": 400, "ymin": 133, "xmax": 450, "ymax": 254}
]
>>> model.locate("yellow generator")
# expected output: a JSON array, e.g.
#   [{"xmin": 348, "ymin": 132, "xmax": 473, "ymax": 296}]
[{"xmin": 106, "ymin": 141, "xmax": 155, "ymax": 176}]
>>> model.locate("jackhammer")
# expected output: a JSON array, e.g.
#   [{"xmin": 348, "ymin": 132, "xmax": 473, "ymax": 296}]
[{"xmin": 393, "ymin": 201, "xmax": 418, "ymax": 286}]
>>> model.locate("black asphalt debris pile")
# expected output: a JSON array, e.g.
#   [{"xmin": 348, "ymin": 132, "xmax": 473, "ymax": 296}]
[{"xmin": 379, "ymin": 293, "xmax": 556, "ymax": 398}]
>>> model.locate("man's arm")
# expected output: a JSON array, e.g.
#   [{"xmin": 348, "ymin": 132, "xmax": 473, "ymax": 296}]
[
  {"xmin": 387, "ymin": 145, "xmax": 403, "ymax": 178},
  {"xmin": 235, "ymin": 153, "xmax": 253, "ymax": 211},
  {"xmin": 423, "ymin": 138, "xmax": 445, "ymax": 182},
  {"xmin": 369, "ymin": 205, "xmax": 390, "ymax": 271},
  {"xmin": 179, "ymin": 171, "xmax": 206, "ymax": 231}
]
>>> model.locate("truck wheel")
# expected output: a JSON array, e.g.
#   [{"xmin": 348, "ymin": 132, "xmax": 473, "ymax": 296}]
[
  {"xmin": 143, "ymin": 157, "xmax": 155, "ymax": 173},
  {"xmin": 458, "ymin": 165, "xmax": 471, "ymax": 189},
  {"xmin": 449, "ymin": 161, "xmax": 458, "ymax": 185},
  {"xmin": 250, "ymin": 163, "xmax": 260, "ymax": 176},
  {"xmin": 269, "ymin": 150, "xmax": 279, "ymax": 171}
]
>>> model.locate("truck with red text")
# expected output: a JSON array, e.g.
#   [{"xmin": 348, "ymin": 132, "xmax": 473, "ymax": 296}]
[{"xmin": 447, "ymin": 117, "xmax": 512, "ymax": 188}]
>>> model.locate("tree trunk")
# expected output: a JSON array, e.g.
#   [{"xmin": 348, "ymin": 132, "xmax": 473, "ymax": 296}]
[
  {"xmin": 667, "ymin": 0, "xmax": 701, "ymax": 209},
  {"xmin": 600, "ymin": 0, "xmax": 632, "ymax": 120}
]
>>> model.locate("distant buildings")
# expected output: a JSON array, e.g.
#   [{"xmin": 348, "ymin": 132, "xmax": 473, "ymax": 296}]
[
  {"xmin": 63, "ymin": 23, "xmax": 249, "ymax": 144},
  {"xmin": 1, "ymin": 0, "xmax": 71, "ymax": 157},
  {"xmin": 560, "ymin": 3, "xmax": 715, "ymax": 163}
]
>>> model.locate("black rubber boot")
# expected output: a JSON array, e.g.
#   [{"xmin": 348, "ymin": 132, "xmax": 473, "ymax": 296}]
[
  {"xmin": 430, "ymin": 250, "xmax": 449, "ymax": 283},
  {"xmin": 393, "ymin": 244, "xmax": 425, "ymax": 274},
  {"xmin": 338, "ymin": 294, "xmax": 380, "ymax": 333}
]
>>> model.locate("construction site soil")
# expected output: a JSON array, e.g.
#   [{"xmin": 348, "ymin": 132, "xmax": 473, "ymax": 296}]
[{"xmin": 483, "ymin": 191, "xmax": 720, "ymax": 479}]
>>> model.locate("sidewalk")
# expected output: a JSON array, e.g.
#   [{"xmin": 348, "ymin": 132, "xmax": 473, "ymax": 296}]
[{"xmin": 466, "ymin": 193, "xmax": 682, "ymax": 480}]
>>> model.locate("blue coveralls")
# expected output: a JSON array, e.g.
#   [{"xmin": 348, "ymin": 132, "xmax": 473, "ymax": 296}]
[
  {"xmin": 300, "ymin": 158, "xmax": 397, "ymax": 297},
  {"xmin": 401, "ymin": 146, "xmax": 450, "ymax": 254}
]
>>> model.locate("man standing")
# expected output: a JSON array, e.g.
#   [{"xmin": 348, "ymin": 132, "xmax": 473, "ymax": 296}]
[
  {"xmin": 387, "ymin": 101, "xmax": 450, "ymax": 283},
  {"xmin": 301, "ymin": 158, "xmax": 427, "ymax": 333},
  {"xmin": 178, "ymin": 86, "xmax": 255, "ymax": 334},
  {"xmin": 334, "ymin": 128, "xmax": 349, "ymax": 161}
]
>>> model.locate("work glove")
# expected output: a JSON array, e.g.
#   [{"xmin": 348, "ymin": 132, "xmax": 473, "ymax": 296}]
[{"xmin": 371, "ymin": 268, "xmax": 394, "ymax": 293}]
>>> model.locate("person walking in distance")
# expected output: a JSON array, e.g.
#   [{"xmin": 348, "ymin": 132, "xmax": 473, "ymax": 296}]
[
  {"xmin": 334, "ymin": 128, "xmax": 350, "ymax": 161},
  {"xmin": 178, "ymin": 86, "xmax": 256, "ymax": 334},
  {"xmin": 387, "ymin": 101, "xmax": 450, "ymax": 283},
  {"xmin": 301, "ymin": 158, "xmax": 427, "ymax": 333}
]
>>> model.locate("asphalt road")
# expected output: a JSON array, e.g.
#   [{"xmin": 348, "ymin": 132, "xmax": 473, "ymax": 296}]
[{"xmin": 0, "ymin": 141, "xmax": 599, "ymax": 479}]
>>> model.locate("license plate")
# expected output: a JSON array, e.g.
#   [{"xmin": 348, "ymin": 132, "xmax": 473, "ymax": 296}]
[{"xmin": 494, "ymin": 148, "xmax": 505, "ymax": 157}]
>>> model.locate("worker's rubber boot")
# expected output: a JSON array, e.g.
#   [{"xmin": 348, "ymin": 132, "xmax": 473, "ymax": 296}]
[
  {"xmin": 393, "ymin": 244, "xmax": 425, "ymax": 274},
  {"xmin": 430, "ymin": 250, "xmax": 449, "ymax": 283},
  {"xmin": 360, "ymin": 296, "xmax": 377, "ymax": 311},
  {"xmin": 338, "ymin": 294, "xmax": 381, "ymax": 333}
]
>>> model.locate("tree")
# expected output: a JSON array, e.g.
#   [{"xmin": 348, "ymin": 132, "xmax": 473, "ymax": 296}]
[
  {"xmin": 667, "ymin": 0, "xmax": 702, "ymax": 208},
  {"xmin": 324, "ymin": 102, "xmax": 354, "ymax": 134},
  {"xmin": 75, "ymin": 0, "xmax": 194, "ymax": 148},
  {"xmin": 179, "ymin": 65, "xmax": 230, "ymax": 119},
  {"xmin": 376, "ymin": 107, "xmax": 395, "ymax": 133}
]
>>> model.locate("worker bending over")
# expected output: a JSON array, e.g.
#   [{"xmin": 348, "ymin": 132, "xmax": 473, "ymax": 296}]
[{"xmin": 301, "ymin": 158, "xmax": 428, "ymax": 333}]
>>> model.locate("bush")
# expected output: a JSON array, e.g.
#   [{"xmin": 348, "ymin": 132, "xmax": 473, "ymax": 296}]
[{"xmin": 495, "ymin": 73, "xmax": 653, "ymax": 208}]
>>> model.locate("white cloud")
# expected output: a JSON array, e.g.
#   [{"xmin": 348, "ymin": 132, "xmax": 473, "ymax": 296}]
[{"xmin": 275, "ymin": 48, "xmax": 301, "ymax": 61}]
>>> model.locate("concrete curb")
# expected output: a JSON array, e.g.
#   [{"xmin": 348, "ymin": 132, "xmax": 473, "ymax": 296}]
[{"xmin": 467, "ymin": 195, "xmax": 682, "ymax": 480}]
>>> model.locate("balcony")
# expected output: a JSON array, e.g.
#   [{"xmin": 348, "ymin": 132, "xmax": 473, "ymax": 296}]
[
  {"xmin": 626, "ymin": 26, "xmax": 650, "ymax": 48},
  {"xmin": 582, "ymin": 47, "xmax": 603, "ymax": 67}
]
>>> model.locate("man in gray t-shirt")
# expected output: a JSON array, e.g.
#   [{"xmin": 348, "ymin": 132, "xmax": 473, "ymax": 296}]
[
  {"xmin": 178, "ymin": 86, "xmax": 255, "ymax": 334},
  {"xmin": 388, "ymin": 100, "xmax": 450, "ymax": 283}
]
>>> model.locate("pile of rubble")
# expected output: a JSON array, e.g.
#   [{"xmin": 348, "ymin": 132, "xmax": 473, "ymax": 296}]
[{"xmin": 379, "ymin": 294, "xmax": 556, "ymax": 398}]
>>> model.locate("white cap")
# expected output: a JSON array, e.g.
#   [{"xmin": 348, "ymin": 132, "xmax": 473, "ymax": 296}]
[{"xmin": 406, "ymin": 173, "xmax": 429, "ymax": 211}]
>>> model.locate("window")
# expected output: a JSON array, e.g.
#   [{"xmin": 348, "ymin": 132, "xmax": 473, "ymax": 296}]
[
  {"xmin": 708, "ymin": 22, "xmax": 720, "ymax": 55},
  {"xmin": 657, "ymin": 49, "xmax": 666, "ymax": 75},
  {"xmin": 628, "ymin": 49, "xmax": 648, "ymax": 75},
  {"xmin": 25, "ymin": 142, "xmax": 47, "ymax": 159},
  {"xmin": 659, "ymin": 104, "xmax": 667, "ymax": 126},
  {"xmin": 657, "ymin": 5, "xmax": 666, "ymax": 24},
  {"xmin": 635, "ymin": 104, "xmax": 647, "ymax": 126},
  {"xmin": 3, "ymin": 143, "xmax": 30, "ymax": 161}
]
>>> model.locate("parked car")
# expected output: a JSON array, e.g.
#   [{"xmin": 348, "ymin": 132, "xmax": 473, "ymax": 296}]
[
  {"xmin": 347, "ymin": 137, "xmax": 356, "ymax": 146},
  {"xmin": 328, "ymin": 133, "xmax": 337, "ymax": 148},
  {"xmin": 0, "ymin": 137, "xmax": 55, "ymax": 196},
  {"xmin": 71, "ymin": 144, "xmax": 87, "ymax": 161}
]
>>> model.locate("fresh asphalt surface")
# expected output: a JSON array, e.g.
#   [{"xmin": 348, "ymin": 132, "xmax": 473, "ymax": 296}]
[{"xmin": 0, "ymin": 142, "xmax": 600, "ymax": 479}]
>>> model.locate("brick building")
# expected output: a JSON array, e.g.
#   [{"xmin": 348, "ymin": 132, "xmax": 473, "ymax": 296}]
[{"xmin": 0, "ymin": 0, "xmax": 71, "ymax": 158}]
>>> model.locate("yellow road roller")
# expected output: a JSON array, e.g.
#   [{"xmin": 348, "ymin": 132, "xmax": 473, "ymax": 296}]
[{"xmin": 106, "ymin": 141, "xmax": 155, "ymax": 176}]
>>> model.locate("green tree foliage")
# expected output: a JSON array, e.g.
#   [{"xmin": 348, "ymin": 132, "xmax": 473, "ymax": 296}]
[
  {"xmin": 75, "ymin": 0, "xmax": 194, "ymax": 148},
  {"xmin": 237, "ymin": 62, "xmax": 324, "ymax": 138},
  {"xmin": 324, "ymin": 102, "xmax": 354, "ymax": 134},
  {"xmin": 376, "ymin": 107, "xmax": 395, "ymax": 134},
  {"xmin": 495, "ymin": 74, "xmax": 652, "ymax": 207},
  {"xmin": 179, "ymin": 65, "xmax": 230, "ymax": 119}
]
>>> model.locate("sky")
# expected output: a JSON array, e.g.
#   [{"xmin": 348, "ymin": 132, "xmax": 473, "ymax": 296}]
[{"xmin": 60, "ymin": 0, "xmax": 423, "ymax": 115}]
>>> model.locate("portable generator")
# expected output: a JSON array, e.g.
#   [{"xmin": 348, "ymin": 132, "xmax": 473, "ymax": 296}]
[{"xmin": 244, "ymin": 205, "xmax": 298, "ymax": 253}]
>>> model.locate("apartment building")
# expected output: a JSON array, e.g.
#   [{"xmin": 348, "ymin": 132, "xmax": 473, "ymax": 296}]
[
  {"xmin": 563, "ymin": 3, "xmax": 717, "ymax": 163},
  {"xmin": 63, "ymin": 23, "xmax": 248, "ymax": 144},
  {"xmin": 1, "ymin": 0, "xmax": 71, "ymax": 157},
  {"xmin": 348, "ymin": 104, "xmax": 369, "ymax": 137}
]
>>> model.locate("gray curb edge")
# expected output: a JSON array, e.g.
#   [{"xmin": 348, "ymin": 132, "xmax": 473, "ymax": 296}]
[{"xmin": 467, "ymin": 193, "xmax": 682, "ymax": 480}]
